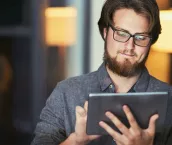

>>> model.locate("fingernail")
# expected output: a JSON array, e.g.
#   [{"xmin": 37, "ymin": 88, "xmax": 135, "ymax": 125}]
[
  {"xmin": 105, "ymin": 111, "xmax": 111, "ymax": 116},
  {"xmin": 156, "ymin": 114, "xmax": 159, "ymax": 119},
  {"xmin": 123, "ymin": 105, "xmax": 127, "ymax": 110},
  {"xmin": 99, "ymin": 121, "xmax": 104, "ymax": 126}
]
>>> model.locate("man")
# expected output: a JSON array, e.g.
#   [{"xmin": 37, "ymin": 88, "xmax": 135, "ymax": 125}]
[{"xmin": 32, "ymin": 0, "xmax": 172, "ymax": 145}]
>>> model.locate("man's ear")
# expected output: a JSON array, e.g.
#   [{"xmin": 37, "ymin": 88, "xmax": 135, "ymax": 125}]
[{"xmin": 103, "ymin": 28, "xmax": 107, "ymax": 39}]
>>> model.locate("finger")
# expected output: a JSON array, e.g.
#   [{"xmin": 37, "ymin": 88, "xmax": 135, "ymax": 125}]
[
  {"xmin": 76, "ymin": 106, "xmax": 86, "ymax": 118},
  {"xmin": 75, "ymin": 106, "xmax": 87, "ymax": 133},
  {"xmin": 105, "ymin": 112, "xmax": 130, "ymax": 136},
  {"xmin": 123, "ymin": 105, "xmax": 140, "ymax": 130},
  {"xmin": 147, "ymin": 114, "xmax": 159, "ymax": 136},
  {"xmin": 116, "ymin": 142, "xmax": 123, "ymax": 145},
  {"xmin": 115, "ymin": 141, "xmax": 123, "ymax": 145},
  {"xmin": 89, "ymin": 135, "xmax": 101, "ymax": 141},
  {"xmin": 84, "ymin": 101, "xmax": 88, "ymax": 113},
  {"xmin": 99, "ymin": 121, "xmax": 122, "ymax": 140}
]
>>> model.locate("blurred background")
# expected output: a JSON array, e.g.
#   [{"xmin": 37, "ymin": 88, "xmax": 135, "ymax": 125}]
[{"xmin": 0, "ymin": 0, "xmax": 172, "ymax": 144}]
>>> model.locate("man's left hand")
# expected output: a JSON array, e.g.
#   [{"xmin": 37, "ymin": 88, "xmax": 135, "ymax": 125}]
[{"xmin": 99, "ymin": 105, "xmax": 159, "ymax": 145}]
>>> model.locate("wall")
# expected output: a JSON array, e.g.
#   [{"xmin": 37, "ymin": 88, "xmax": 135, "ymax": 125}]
[{"xmin": 90, "ymin": 0, "xmax": 105, "ymax": 72}]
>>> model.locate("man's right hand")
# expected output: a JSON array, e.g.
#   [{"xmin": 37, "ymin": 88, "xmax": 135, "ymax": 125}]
[
  {"xmin": 74, "ymin": 101, "xmax": 100, "ymax": 145},
  {"xmin": 60, "ymin": 101, "xmax": 100, "ymax": 145}
]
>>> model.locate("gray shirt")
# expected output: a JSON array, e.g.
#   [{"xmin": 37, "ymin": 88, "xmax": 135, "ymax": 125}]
[{"xmin": 32, "ymin": 63, "xmax": 172, "ymax": 145}]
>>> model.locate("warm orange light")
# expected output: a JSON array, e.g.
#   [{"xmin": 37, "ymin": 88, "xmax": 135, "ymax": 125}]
[
  {"xmin": 146, "ymin": 50, "xmax": 170, "ymax": 83},
  {"xmin": 152, "ymin": 10, "xmax": 172, "ymax": 53},
  {"xmin": 45, "ymin": 7, "xmax": 77, "ymax": 46}
]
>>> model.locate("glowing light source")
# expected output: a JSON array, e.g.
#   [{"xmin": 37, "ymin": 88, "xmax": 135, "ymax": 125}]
[
  {"xmin": 45, "ymin": 7, "xmax": 77, "ymax": 46},
  {"xmin": 152, "ymin": 10, "xmax": 172, "ymax": 53}
]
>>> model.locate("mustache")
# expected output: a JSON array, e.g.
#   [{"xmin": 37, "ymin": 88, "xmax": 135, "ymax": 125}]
[{"xmin": 117, "ymin": 49, "xmax": 137, "ymax": 57}]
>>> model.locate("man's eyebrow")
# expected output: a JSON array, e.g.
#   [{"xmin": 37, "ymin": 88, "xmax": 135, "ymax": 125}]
[
  {"xmin": 135, "ymin": 32, "xmax": 150, "ymax": 35},
  {"xmin": 115, "ymin": 26, "xmax": 130, "ymax": 33},
  {"xmin": 115, "ymin": 26, "xmax": 150, "ymax": 35}
]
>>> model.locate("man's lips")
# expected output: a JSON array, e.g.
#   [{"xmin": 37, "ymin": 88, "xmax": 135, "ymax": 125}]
[{"xmin": 119, "ymin": 53, "xmax": 135, "ymax": 57}]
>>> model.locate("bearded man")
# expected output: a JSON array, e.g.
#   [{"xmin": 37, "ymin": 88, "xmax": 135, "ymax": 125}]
[{"xmin": 32, "ymin": 0, "xmax": 172, "ymax": 145}]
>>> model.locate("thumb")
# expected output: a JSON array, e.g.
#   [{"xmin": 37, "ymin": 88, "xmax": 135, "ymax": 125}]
[
  {"xmin": 75, "ymin": 106, "xmax": 87, "ymax": 134},
  {"xmin": 76, "ymin": 106, "xmax": 86, "ymax": 118},
  {"xmin": 84, "ymin": 101, "xmax": 88, "ymax": 113},
  {"xmin": 147, "ymin": 114, "xmax": 159, "ymax": 136}
]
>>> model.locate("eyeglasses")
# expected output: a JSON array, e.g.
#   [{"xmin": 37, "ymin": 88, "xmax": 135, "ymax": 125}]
[{"xmin": 109, "ymin": 24, "xmax": 152, "ymax": 47}]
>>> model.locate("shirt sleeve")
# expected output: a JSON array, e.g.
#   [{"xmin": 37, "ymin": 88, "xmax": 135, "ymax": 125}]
[{"xmin": 31, "ymin": 84, "xmax": 66, "ymax": 145}]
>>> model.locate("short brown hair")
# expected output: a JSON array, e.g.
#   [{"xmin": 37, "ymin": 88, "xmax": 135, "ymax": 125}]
[{"xmin": 98, "ymin": 0, "xmax": 161, "ymax": 45}]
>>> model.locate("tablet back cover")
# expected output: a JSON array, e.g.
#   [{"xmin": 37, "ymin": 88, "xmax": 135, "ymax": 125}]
[{"xmin": 86, "ymin": 92, "xmax": 168, "ymax": 135}]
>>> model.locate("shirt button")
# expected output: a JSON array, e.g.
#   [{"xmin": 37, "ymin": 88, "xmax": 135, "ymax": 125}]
[{"xmin": 109, "ymin": 84, "xmax": 113, "ymax": 88}]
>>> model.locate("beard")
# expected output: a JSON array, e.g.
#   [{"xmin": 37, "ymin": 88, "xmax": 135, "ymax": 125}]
[{"xmin": 103, "ymin": 44, "xmax": 149, "ymax": 77}]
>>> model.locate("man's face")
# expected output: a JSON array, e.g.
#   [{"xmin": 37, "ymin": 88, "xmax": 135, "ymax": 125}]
[{"xmin": 103, "ymin": 8, "xmax": 151, "ymax": 77}]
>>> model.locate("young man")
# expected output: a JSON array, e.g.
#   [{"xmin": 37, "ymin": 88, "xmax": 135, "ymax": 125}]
[{"xmin": 32, "ymin": 0, "xmax": 172, "ymax": 145}]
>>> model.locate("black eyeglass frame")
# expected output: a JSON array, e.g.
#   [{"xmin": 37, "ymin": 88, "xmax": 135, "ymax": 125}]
[{"xmin": 108, "ymin": 24, "xmax": 152, "ymax": 47}]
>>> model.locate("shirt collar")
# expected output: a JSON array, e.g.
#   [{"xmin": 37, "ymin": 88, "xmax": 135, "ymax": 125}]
[
  {"xmin": 133, "ymin": 67, "xmax": 150, "ymax": 92},
  {"xmin": 97, "ymin": 63, "xmax": 150, "ymax": 92},
  {"xmin": 97, "ymin": 63, "xmax": 112, "ymax": 91}
]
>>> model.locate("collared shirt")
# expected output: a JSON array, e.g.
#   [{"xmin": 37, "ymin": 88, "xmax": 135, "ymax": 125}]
[{"xmin": 32, "ymin": 63, "xmax": 172, "ymax": 145}]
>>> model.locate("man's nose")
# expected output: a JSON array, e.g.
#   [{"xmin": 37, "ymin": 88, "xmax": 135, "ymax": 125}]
[{"xmin": 125, "ymin": 37, "xmax": 135, "ymax": 50}]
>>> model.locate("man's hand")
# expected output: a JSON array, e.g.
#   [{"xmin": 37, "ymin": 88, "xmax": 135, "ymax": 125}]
[
  {"xmin": 99, "ymin": 105, "xmax": 159, "ymax": 145},
  {"xmin": 74, "ymin": 101, "xmax": 100, "ymax": 145}
]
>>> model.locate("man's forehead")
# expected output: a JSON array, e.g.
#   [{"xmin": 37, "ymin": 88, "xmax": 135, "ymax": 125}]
[{"xmin": 112, "ymin": 8, "xmax": 150, "ymax": 34}]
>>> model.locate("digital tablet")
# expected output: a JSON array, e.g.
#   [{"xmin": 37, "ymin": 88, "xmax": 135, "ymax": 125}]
[{"xmin": 86, "ymin": 92, "xmax": 168, "ymax": 135}]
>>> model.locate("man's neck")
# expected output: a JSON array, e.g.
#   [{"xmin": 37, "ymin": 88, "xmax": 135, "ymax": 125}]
[{"xmin": 106, "ymin": 66, "xmax": 141, "ymax": 93}]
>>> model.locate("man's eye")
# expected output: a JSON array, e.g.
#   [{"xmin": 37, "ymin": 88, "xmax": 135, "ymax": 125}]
[
  {"xmin": 135, "ymin": 35, "xmax": 147, "ymax": 40},
  {"xmin": 117, "ymin": 31, "xmax": 129, "ymax": 37}
]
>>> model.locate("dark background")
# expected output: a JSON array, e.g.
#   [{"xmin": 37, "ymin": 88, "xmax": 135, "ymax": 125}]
[{"xmin": 0, "ymin": 0, "xmax": 46, "ymax": 144}]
